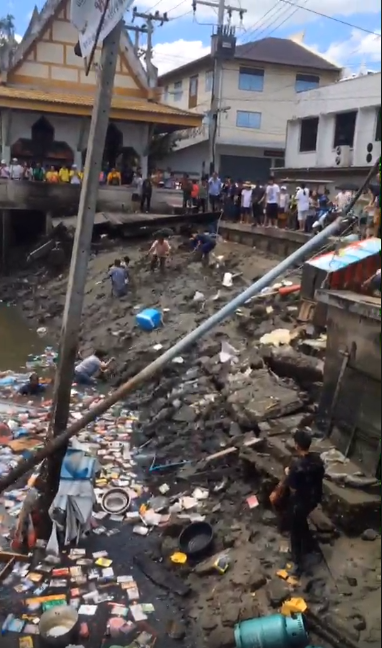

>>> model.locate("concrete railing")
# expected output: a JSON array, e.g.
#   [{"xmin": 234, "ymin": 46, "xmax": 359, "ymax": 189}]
[{"xmin": 0, "ymin": 180, "xmax": 183, "ymax": 216}]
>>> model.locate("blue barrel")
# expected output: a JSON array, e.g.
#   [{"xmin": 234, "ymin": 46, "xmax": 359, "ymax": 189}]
[{"xmin": 234, "ymin": 613, "xmax": 309, "ymax": 648}]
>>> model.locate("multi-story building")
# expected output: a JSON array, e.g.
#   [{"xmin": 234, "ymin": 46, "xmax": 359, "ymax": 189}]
[
  {"xmin": 282, "ymin": 72, "xmax": 381, "ymax": 184},
  {"xmin": 159, "ymin": 36, "xmax": 341, "ymax": 180}
]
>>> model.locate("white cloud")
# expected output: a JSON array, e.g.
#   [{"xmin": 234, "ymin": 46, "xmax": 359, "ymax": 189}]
[
  {"xmin": 314, "ymin": 30, "xmax": 381, "ymax": 70},
  {"xmin": 136, "ymin": 0, "xmax": 381, "ymax": 30},
  {"xmin": 153, "ymin": 39, "xmax": 210, "ymax": 74}
]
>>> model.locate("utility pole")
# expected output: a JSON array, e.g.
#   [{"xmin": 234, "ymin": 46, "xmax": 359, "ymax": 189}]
[
  {"xmin": 125, "ymin": 23, "xmax": 148, "ymax": 54},
  {"xmin": 192, "ymin": 0, "xmax": 246, "ymax": 174},
  {"xmin": 130, "ymin": 7, "xmax": 169, "ymax": 87},
  {"xmin": 46, "ymin": 21, "xmax": 123, "ymax": 500}
]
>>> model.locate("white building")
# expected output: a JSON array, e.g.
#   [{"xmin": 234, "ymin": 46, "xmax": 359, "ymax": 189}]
[
  {"xmin": 159, "ymin": 36, "xmax": 341, "ymax": 180},
  {"xmin": 282, "ymin": 72, "xmax": 381, "ymax": 182}
]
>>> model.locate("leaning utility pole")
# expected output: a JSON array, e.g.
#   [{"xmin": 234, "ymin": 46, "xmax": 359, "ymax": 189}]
[
  {"xmin": 192, "ymin": 0, "xmax": 246, "ymax": 173},
  {"xmin": 47, "ymin": 19, "xmax": 123, "ymax": 496}
]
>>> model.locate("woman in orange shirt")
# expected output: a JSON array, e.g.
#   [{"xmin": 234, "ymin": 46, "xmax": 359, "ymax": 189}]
[
  {"xmin": 191, "ymin": 181, "xmax": 200, "ymax": 211},
  {"xmin": 46, "ymin": 166, "xmax": 59, "ymax": 183},
  {"xmin": 107, "ymin": 168, "xmax": 122, "ymax": 186}
]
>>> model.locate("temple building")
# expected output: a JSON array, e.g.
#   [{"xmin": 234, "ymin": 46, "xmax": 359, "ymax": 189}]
[{"xmin": 0, "ymin": 0, "xmax": 201, "ymax": 176}]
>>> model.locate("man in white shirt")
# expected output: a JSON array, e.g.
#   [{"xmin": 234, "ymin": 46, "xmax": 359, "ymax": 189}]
[
  {"xmin": 336, "ymin": 189, "xmax": 352, "ymax": 211},
  {"xmin": 296, "ymin": 184, "xmax": 310, "ymax": 231},
  {"xmin": 9, "ymin": 158, "xmax": 24, "ymax": 180},
  {"xmin": 240, "ymin": 182, "xmax": 253, "ymax": 224},
  {"xmin": 264, "ymin": 177, "xmax": 280, "ymax": 227}
]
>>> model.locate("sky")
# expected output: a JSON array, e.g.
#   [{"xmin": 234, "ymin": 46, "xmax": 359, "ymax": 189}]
[{"xmin": 6, "ymin": 0, "xmax": 382, "ymax": 76}]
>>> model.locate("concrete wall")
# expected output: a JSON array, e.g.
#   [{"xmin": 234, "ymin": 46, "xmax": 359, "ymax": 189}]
[
  {"xmin": 161, "ymin": 58, "xmax": 339, "ymax": 157},
  {"xmin": 0, "ymin": 180, "xmax": 182, "ymax": 215},
  {"xmin": 285, "ymin": 73, "xmax": 381, "ymax": 170},
  {"xmin": 316, "ymin": 290, "xmax": 381, "ymax": 476}
]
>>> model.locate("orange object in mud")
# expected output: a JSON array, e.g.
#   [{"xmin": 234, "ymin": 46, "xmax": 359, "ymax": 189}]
[
  {"xmin": 27, "ymin": 516, "xmax": 37, "ymax": 549},
  {"xmin": 278, "ymin": 284, "xmax": 301, "ymax": 296}
]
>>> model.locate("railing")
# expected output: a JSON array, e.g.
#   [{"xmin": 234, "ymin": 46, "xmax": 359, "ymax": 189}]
[{"xmin": 0, "ymin": 179, "xmax": 182, "ymax": 215}]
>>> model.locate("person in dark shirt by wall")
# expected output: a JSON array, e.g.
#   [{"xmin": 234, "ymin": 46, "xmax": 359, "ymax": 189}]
[{"xmin": 284, "ymin": 429, "xmax": 325, "ymax": 576}]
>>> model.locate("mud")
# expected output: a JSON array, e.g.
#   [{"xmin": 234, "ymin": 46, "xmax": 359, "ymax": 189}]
[{"xmin": 1, "ymin": 236, "xmax": 380, "ymax": 647}]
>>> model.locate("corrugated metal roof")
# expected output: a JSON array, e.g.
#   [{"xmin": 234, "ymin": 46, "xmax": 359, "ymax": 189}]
[
  {"xmin": 0, "ymin": 86, "xmax": 198, "ymax": 118},
  {"xmin": 308, "ymin": 237, "xmax": 381, "ymax": 272}
]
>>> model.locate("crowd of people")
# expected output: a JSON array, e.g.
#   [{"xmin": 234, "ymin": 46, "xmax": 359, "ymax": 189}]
[
  {"xmin": 0, "ymin": 158, "xmax": 137, "ymax": 188},
  {"xmin": 176, "ymin": 172, "xmax": 380, "ymax": 235}
]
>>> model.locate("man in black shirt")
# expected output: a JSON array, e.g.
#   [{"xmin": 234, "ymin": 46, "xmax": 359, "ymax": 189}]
[
  {"xmin": 285, "ymin": 430, "xmax": 325, "ymax": 576},
  {"xmin": 252, "ymin": 181, "xmax": 265, "ymax": 225}
]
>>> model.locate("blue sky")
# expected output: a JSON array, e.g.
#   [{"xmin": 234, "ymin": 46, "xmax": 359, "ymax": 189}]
[{"xmin": 7, "ymin": 0, "xmax": 382, "ymax": 75}]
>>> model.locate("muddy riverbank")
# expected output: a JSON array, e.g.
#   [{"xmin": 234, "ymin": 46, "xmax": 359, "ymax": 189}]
[{"xmin": 0, "ymin": 237, "xmax": 380, "ymax": 647}]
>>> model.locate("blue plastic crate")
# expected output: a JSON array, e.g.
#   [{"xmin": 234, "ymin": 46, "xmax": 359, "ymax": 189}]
[{"xmin": 136, "ymin": 308, "xmax": 162, "ymax": 331}]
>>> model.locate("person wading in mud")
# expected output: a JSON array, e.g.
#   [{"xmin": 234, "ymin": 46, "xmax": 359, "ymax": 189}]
[
  {"xmin": 270, "ymin": 429, "xmax": 325, "ymax": 576},
  {"xmin": 148, "ymin": 235, "xmax": 171, "ymax": 273},
  {"xmin": 190, "ymin": 230, "xmax": 217, "ymax": 266},
  {"xmin": 109, "ymin": 258, "xmax": 129, "ymax": 297}
]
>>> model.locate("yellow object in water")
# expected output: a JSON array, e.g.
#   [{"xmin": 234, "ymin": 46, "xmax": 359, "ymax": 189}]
[
  {"xmin": 171, "ymin": 552, "xmax": 188, "ymax": 565},
  {"xmin": 276, "ymin": 569, "xmax": 289, "ymax": 580},
  {"xmin": 281, "ymin": 597, "xmax": 308, "ymax": 616}
]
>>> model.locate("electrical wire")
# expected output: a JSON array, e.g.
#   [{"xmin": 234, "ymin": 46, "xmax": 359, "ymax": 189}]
[
  {"xmin": 279, "ymin": 0, "xmax": 382, "ymax": 37},
  {"xmin": 254, "ymin": 0, "xmax": 309, "ymax": 42},
  {"xmin": 238, "ymin": 1, "xmax": 282, "ymax": 43}
]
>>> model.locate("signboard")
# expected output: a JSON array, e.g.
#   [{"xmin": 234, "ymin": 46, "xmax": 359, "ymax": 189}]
[{"xmin": 70, "ymin": 0, "xmax": 133, "ymax": 58}]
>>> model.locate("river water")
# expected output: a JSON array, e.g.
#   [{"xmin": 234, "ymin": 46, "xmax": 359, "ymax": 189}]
[{"xmin": 0, "ymin": 304, "xmax": 46, "ymax": 372}]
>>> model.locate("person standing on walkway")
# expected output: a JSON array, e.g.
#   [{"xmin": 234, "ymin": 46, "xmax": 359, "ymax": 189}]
[
  {"xmin": 141, "ymin": 177, "xmax": 153, "ymax": 213},
  {"xmin": 208, "ymin": 172, "xmax": 222, "ymax": 212},
  {"xmin": 283, "ymin": 430, "xmax": 325, "ymax": 576},
  {"xmin": 264, "ymin": 177, "xmax": 280, "ymax": 227},
  {"xmin": 252, "ymin": 181, "xmax": 265, "ymax": 226},
  {"xmin": 296, "ymin": 184, "xmax": 310, "ymax": 231}
]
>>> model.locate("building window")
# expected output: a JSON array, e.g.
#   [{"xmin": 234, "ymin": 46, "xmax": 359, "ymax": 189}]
[
  {"xmin": 376, "ymin": 108, "xmax": 381, "ymax": 142},
  {"xmin": 239, "ymin": 67, "xmax": 264, "ymax": 92},
  {"xmin": 236, "ymin": 111, "xmax": 262, "ymax": 129},
  {"xmin": 295, "ymin": 73, "xmax": 320, "ymax": 93},
  {"xmin": 189, "ymin": 75, "xmax": 199, "ymax": 109},
  {"xmin": 299, "ymin": 117, "xmax": 319, "ymax": 152},
  {"xmin": 174, "ymin": 81, "xmax": 183, "ymax": 102},
  {"xmin": 163, "ymin": 86, "xmax": 169, "ymax": 103},
  {"xmin": 205, "ymin": 71, "xmax": 213, "ymax": 92},
  {"xmin": 334, "ymin": 110, "xmax": 357, "ymax": 148}
]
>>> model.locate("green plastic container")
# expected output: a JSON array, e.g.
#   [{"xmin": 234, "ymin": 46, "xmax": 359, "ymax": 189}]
[{"xmin": 234, "ymin": 613, "xmax": 309, "ymax": 648}]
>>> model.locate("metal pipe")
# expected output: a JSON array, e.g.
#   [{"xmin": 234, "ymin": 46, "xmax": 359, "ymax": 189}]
[{"xmin": 0, "ymin": 158, "xmax": 378, "ymax": 494}]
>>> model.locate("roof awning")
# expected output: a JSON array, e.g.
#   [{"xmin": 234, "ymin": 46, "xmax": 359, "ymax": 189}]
[{"xmin": 0, "ymin": 86, "xmax": 202, "ymax": 130}]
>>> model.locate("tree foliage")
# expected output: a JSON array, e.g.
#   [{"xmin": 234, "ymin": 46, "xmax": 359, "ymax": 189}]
[
  {"xmin": 148, "ymin": 133, "xmax": 178, "ymax": 168},
  {"xmin": 0, "ymin": 14, "xmax": 17, "ymax": 57}
]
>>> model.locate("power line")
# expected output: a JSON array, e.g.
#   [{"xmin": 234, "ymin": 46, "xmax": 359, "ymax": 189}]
[
  {"xmin": 256, "ymin": 0, "xmax": 309, "ymax": 41},
  {"xmin": 239, "ymin": 2, "xmax": 282, "ymax": 43},
  {"xmin": 279, "ymin": 0, "xmax": 382, "ymax": 37}
]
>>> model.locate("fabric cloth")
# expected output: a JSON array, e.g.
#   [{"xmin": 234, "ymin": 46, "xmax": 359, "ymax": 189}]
[
  {"xmin": 33, "ymin": 167, "xmax": 45, "ymax": 181},
  {"xmin": 75, "ymin": 355, "xmax": 102, "ymax": 379},
  {"xmin": 286, "ymin": 453, "xmax": 325, "ymax": 511},
  {"xmin": 109, "ymin": 267, "xmax": 128, "ymax": 296},
  {"xmin": 296, "ymin": 188, "xmax": 310, "ymax": 212},
  {"xmin": 266, "ymin": 183, "xmax": 280, "ymax": 205},
  {"xmin": 18, "ymin": 382, "xmax": 46, "ymax": 396},
  {"xmin": 149, "ymin": 240, "xmax": 171, "ymax": 257},
  {"xmin": 59, "ymin": 167, "xmax": 70, "ymax": 183},
  {"xmin": 208, "ymin": 177, "xmax": 222, "ymax": 196},
  {"xmin": 279, "ymin": 193, "xmax": 289, "ymax": 209},
  {"xmin": 241, "ymin": 188, "xmax": 253, "ymax": 209},
  {"xmin": 10, "ymin": 164, "xmax": 24, "ymax": 180}
]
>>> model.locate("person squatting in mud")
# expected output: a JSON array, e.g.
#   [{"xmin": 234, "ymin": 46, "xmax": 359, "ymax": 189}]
[
  {"xmin": 190, "ymin": 230, "xmax": 217, "ymax": 266},
  {"xmin": 108, "ymin": 258, "xmax": 129, "ymax": 297},
  {"xmin": 270, "ymin": 429, "xmax": 325, "ymax": 577},
  {"xmin": 74, "ymin": 350, "xmax": 115, "ymax": 386},
  {"xmin": 148, "ymin": 235, "xmax": 171, "ymax": 273}
]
